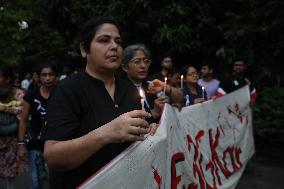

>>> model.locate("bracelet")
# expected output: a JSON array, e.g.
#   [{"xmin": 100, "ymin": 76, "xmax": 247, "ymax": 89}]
[{"xmin": 17, "ymin": 141, "xmax": 25, "ymax": 145}]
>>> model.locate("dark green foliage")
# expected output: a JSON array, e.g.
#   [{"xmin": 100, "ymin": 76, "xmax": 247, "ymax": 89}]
[
  {"xmin": 1, "ymin": 0, "xmax": 283, "ymax": 75},
  {"xmin": 254, "ymin": 87, "xmax": 284, "ymax": 143},
  {"xmin": 0, "ymin": 0, "xmax": 283, "ymax": 141}
]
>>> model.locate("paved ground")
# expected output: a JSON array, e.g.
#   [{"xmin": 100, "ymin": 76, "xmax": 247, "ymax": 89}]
[
  {"xmin": 1, "ymin": 139, "xmax": 283, "ymax": 189},
  {"xmin": 236, "ymin": 139, "xmax": 284, "ymax": 189}
]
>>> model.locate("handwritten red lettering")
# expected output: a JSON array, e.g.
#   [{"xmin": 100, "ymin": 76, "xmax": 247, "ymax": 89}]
[
  {"xmin": 152, "ymin": 166, "xmax": 162, "ymax": 189},
  {"xmin": 171, "ymin": 152, "xmax": 185, "ymax": 189}
]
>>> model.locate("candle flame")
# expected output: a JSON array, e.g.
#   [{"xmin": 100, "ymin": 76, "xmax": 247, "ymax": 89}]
[
  {"xmin": 165, "ymin": 77, "xmax": 167, "ymax": 82},
  {"xmin": 181, "ymin": 75, "xmax": 183, "ymax": 79},
  {"xmin": 202, "ymin": 86, "xmax": 205, "ymax": 90},
  {"xmin": 139, "ymin": 88, "xmax": 144, "ymax": 98}
]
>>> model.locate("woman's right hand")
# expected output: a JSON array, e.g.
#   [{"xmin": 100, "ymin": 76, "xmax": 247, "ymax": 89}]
[{"xmin": 103, "ymin": 110, "xmax": 152, "ymax": 143}]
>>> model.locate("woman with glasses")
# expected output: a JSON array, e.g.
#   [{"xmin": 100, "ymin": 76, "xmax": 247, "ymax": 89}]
[
  {"xmin": 182, "ymin": 65, "xmax": 207, "ymax": 106},
  {"xmin": 121, "ymin": 44, "xmax": 168, "ymax": 119}
]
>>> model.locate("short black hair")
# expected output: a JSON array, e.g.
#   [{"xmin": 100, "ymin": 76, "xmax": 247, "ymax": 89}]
[
  {"xmin": 201, "ymin": 60, "xmax": 214, "ymax": 70},
  {"xmin": 232, "ymin": 57, "xmax": 247, "ymax": 65},
  {"xmin": 79, "ymin": 16, "xmax": 120, "ymax": 53},
  {"xmin": 36, "ymin": 60, "xmax": 59, "ymax": 76}
]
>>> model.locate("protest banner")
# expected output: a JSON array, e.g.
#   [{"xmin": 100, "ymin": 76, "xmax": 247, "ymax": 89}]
[{"xmin": 79, "ymin": 86, "xmax": 254, "ymax": 189}]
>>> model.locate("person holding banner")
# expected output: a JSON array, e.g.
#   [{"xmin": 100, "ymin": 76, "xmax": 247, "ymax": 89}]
[{"xmin": 44, "ymin": 17, "xmax": 158, "ymax": 189}]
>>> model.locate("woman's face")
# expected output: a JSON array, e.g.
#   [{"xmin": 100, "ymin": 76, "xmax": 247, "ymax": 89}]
[
  {"xmin": 40, "ymin": 67, "xmax": 57, "ymax": 88},
  {"xmin": 185, "ymin": 66, "xmax": 199, "ymax": 84},
  {"xmin": 123, "ymin": 50, "xmax": 150, "ymax": 84},
  {"xmin": 82, "ymin": 23, "xmax": 123, "ymax": 73}
]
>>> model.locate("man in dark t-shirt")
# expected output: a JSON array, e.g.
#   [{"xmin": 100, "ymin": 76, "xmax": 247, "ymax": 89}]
[{"xmin": 217, "ymin": 58, "xmax": 257, "ymax": 103}]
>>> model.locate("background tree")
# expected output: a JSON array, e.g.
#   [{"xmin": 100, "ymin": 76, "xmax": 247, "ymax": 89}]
[{"xmin": 0, "ymin": 0, "xmax": 283, "ymax": 139}]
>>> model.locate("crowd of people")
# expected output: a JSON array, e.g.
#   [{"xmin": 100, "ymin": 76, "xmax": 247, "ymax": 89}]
[{"xmin": 0, "ymin": 17, "xmax": 257, "ymax": 189}]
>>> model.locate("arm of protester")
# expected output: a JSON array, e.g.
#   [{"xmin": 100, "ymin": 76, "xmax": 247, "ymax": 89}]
[
  {"xmin": 44, "ymin": 110, "xmax": 152, "ymax": 171},
  {"xmin": 148, "ymin": 79, "xmax": 183, "ymax": 104},
  {"xmin": 193, "ymin": 98, "xmax": 205, "ymax": 104},
  {"xmin": 150, "ymin": 96, "xmax": 169, "ymax": 119},
  {"xmin": 17, "ymin": 100, "xmax": 30, "ymax": 160}
]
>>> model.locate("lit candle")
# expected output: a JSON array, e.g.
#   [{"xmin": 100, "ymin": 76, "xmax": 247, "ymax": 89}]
[
  {"xmin": 139, "ymin": 88, "xmax": 145, "ymax": 111},
  {"xmin": 202, "ymin": 86, "xmax": 205, "ymax": 99},
  {"xmin": 164, "ymin": 77, "xmax": 167, "ymax": 95},
  {"xmin": 180, "ymin": 75, "xmax": 184, "ymax": 89}
]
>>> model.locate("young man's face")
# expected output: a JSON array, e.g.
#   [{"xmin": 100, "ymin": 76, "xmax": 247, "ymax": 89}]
[
  {"xmin": 40, "ymin": 67, "xmax": 57, "ymax": 88},
  {"xmin": 200, "ymin": 65, "xmax": 212, "ymax": 78},
  {"xmin": 233, "ymin": 61, "xmax": 247, "ymax": 75}
]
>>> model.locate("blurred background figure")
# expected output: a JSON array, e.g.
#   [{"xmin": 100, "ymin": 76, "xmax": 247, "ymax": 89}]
[
  {"xmin": 21, "ymin": 72, "xmax": 32, "ymax": 91},
  {"xmin": 59, "ymin": 65, "xmax": 73, "ymax": 80},
  {"xmin": 18, "ymin": 62, "xmax": 58, "ymax": 189},
  {"xmin": 167, "ymin": 67, "xmax": 181, "ymax": 88},
  {"xmin": 0, "ymin": 65, "xmax": 28, "ymax": 189},
  {"xmin": 182, "ymin": 65, "xmax": 207, "ymax": 106},
  {"xmin": 149, "ymin": 56, "xmax": 174, "ymax": 81},
  {"xmin": 198, "ymin": 61, "xmax": 220, "ymax": 99},
  {"xmin": 217, "ymin": 58, "xmax": 257, "ymax": 104},
  {"xmin": 27, "ymin": 72, "xmax": 40, "ymax": 92}
]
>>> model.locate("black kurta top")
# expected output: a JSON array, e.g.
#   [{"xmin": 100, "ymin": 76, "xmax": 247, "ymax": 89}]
[{"xmin": 46, "ymin": 71, "xmax": 141, "ymax": 188}]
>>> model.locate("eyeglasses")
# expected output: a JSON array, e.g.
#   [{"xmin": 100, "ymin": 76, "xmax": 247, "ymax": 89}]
[
  {"xmin": 186, "ymin": 72, "xmax": 199, "ymax": 77},
  {"xmin": 129, "ymin": 58, "xmax": 151, "ymax": 67}
]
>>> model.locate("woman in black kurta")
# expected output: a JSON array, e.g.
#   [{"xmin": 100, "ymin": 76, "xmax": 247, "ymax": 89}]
[{"xmin": 44, "ymin": 17, "xmax": 158, "ymax": 189}]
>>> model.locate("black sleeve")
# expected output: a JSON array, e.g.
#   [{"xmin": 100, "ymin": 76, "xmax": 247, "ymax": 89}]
[{"xmin": 45, "ymin": 82, "xmax": 82, "ymax": 141}]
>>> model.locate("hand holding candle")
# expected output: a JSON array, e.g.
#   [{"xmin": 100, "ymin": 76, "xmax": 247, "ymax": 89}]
[
  {"xmin": 163, "ymin": 77, "xmax": 167, "ymax": 95},
  {"xmin": 202, "ymin": 86, "xmax": 205, "ymax": 99},
  {"xmin": 180, "ymin": 75, "xmax": 184, "ymax": 89},
  {"xmin": 139, "ymin": 88, "xmax": 145, "ymax": 111}
]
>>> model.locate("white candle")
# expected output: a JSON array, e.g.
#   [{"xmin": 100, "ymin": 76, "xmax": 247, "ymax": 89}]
[
  {"xmin": 202, "ymin": 86, "xmax": 205, "ymax": 99},
  {"xmin": 164, "ymin": 77, "xmax": 167, "ymax": 95},
  {"xmin": 139, "ymin": 88, "xmax": 145, "ymax": 111},
  {"xmin": 181, "ymin": 75, "xmax": 184, "ymax": 89}
]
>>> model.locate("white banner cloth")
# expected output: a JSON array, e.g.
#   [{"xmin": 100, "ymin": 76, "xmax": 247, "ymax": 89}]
[{"xmin": 79, "ymin": 86, "xmax": 254, "ymax": 189}]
